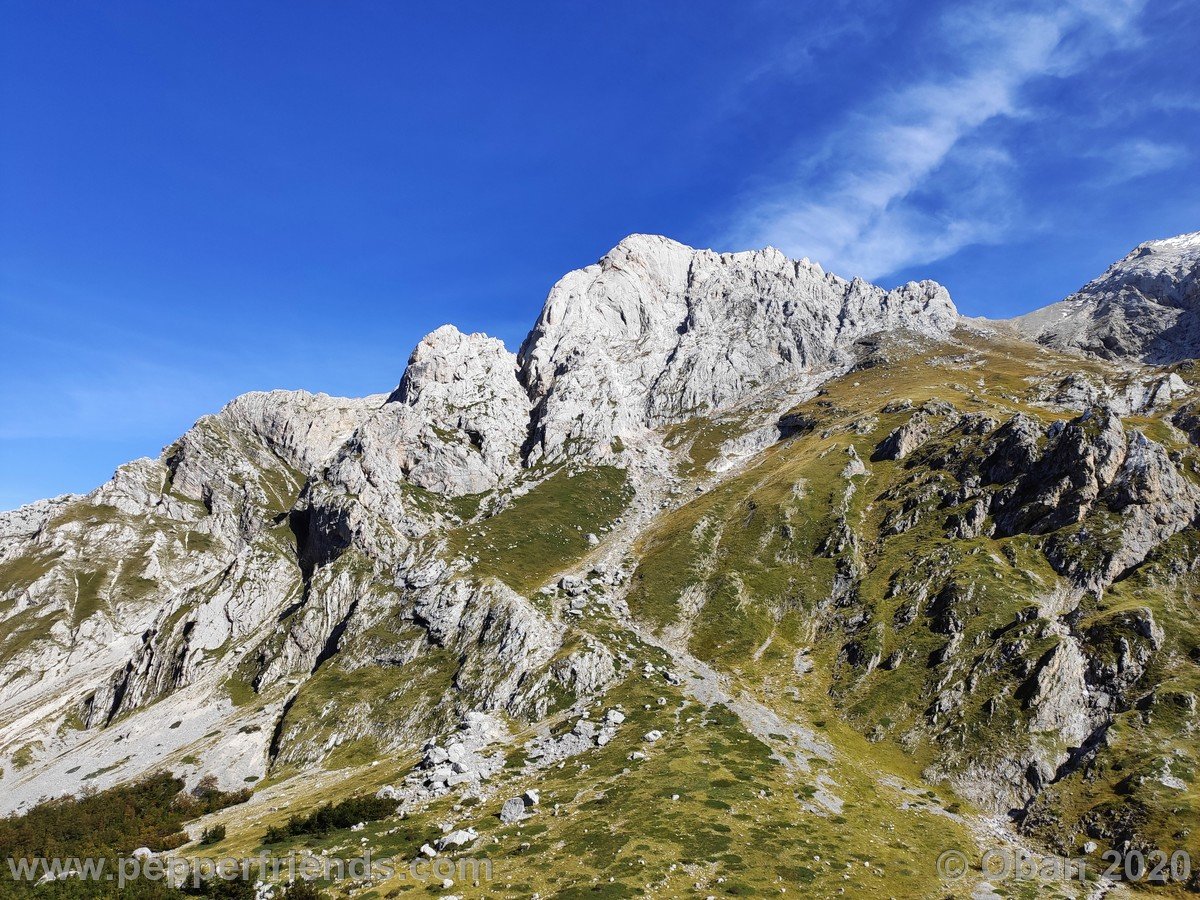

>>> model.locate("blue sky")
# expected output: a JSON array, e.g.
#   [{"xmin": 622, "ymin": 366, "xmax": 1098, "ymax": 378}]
[{"xmin": 2, "ymin": 0, "xmax": 1198, "ymax": 509}]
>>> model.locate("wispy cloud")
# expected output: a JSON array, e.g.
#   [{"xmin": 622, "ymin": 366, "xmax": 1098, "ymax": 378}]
[
  {"xmin": 741, "ymin": 0, "xmax": 888, "ymax": 83},
  {"xmin": 1090, "ymin": 138, "xmax": 1190, "ymax": 185},
  {"xmin": 727, "ymin": 0, "xmax": 1148, "ymax": 279},
  {"xmin": 1148, "ymin": 92, "xmax": 1200, "ymax": 113}
]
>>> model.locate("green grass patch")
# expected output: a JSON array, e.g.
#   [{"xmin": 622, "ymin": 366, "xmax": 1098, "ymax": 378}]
[{"xmin": 445, "ymin": 466, "xmax": 632, "ymax": 594}]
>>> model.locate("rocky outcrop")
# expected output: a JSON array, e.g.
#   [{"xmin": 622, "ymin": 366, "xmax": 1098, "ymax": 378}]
[
  {"xmin": 976, "ymin": 408, "xmax": 1200, "ymax": 593},
  {"xmin": 165, "ymin": 389, "xmax": 383, "ymax": 535},
  {"xmin": 294, "ymin": 325, "xmax": 530, "ymax": 567},
  {"xmin": 412, "ymin": 577, "xmax": 562, "ymax": 709},
  {"xmin": 523, "ymin": 708, "xmax": 626, "ymax": 768},
  {"xmin": 360, "ymin": 325, "xmax": 528, "ymax": 496},
  {"xmin": 989, "ymin": 408, "xmax": 1127, "ymax": 537},
  {"xmin": 375, "ymin": 711, "xmax": 511, "ymax": 812},
  {"xmin": 872, "ymin": 402, "xmax": 958, "ymax": 461},
  {"xmin": 519, "ymin": 235, "xmax": 957, "ymax": 463},
  {"xmin": 1024, "ymin": 640, "xmax": 1090, "ymax": 747},
  {"xmin": 1025, "ymin": 371, "xmax": 1189, "ymax": 415},
  {"xmin": 874, "ymin": 413, "xmax": 935, "ymax": 462},
  {"xmin": 1170, "ymin": 399, "xmax": 1200, "ymax": 444}
]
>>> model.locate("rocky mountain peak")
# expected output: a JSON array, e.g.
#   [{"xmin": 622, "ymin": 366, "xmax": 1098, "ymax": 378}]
[
  {"xmin": 1013, "ymin": 229, "xmax": 1200, "ymax": 363},
  {"xmin": 1102, "ymin": 231, "xmax": 1200, "ymax": 295},
  {"xmin": 389, "ymin": 323, "xmax": 518, "ymax": 407},
  {"xmin": 518, "ymin": 234, "xmax": 958, "ymax": 463},
  {"xmin": 315, "ymin": 324, "xmax": 529, "ymax": 505}
]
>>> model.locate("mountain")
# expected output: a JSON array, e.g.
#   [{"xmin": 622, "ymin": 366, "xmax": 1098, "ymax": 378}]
[
  {"xmin": 2, "ymin": 233, "xmax": 1199, "ymax": 897},
  {"xmin": 1014, "ymin": 231, "xmax": 1200, "ymax": 363}
]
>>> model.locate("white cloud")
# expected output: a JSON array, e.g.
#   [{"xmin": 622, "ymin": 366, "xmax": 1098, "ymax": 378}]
[
  {"xmin": 1148, "ymin": 92, "xmax": 1200, "ymax": 113},
  {"xmin": 726, "ymin": 0, "xmax": 1146, "ymax": 279},
  {"xmin": 1092, "ymin": 139, "xmax": 1190, "ymax": 185}
]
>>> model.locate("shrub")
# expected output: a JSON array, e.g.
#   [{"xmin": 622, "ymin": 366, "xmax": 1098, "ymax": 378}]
[{"xmin": 262, "ymin": 795, "xmax": 395, "ymax": 843}]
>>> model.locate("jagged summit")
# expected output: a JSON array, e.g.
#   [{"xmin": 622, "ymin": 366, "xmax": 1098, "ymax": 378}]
[
  {"xmin": 1013, "ymin": 229, "xmax": 1200, "ymax": 363},
  {"xmin": 0, "ymin": 235, "xmax": 957, "ymax": 520},
  {"xmin": 1138, "ymin": 230, "xmax": 1200, "ymax": 253},
  {"xmin": 517, "ymin": 234, "xmax": 957, "ymax": 463}
]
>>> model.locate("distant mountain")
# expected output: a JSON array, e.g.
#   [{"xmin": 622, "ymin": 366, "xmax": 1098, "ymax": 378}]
[{"xmin": 1014, "ymin": 231, "xmax": 1200, "ymax": 363}]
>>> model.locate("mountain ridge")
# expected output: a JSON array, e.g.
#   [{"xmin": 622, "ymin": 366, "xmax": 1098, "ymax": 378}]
[
  {"xmin": 12, "ymin": 227, "xmax": 1200, "ymax": 522},
  {"xmin": 2, "ymin": 231, "xmax": 1200, "ymax": 897}
]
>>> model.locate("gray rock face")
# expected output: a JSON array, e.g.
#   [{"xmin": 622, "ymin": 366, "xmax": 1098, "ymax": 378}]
[
  {"xmin": 989, "ymin": 408, "xmax": 1128, "ymax": 538},
  {"xmin": 523, "ymin": 711, "xmax": 624, "ymax": 768},
  {"xmin": 365, "ymin": 325, "xmax": 529, "ymax": 496},
  {"xmin": 980, "ymin": 408, "xmax": 1200, "ymax": 593},
  {"xmin": 519, "ymin": 235, "xmax": 958, "ymax": 463},
  {"xmin": 873, "ymin": 406, "xmax": 949, "ymax": 461},
  {"xmin": 1013, "ymin": 231, "xmax": 1200, "ymax": 363},
  {"xmin": 1025, "ymin": 371, "xmax": 1189, "ymax": 415},
  {"xmin": 298, "ymin": 324, "xmax": 529, "ymax": 570},
  {"xmin": 0, "ymin": 389, "xmax": 388, "ymax": 802},
  {"xmin": 373, "ymin": 711, "xmax": 510, "ymax": 813},
  {"xmin": 170, "ymin": 390, "xmax": 383, "ymax": 496},
  {"xmin": 1171, "ymin": 401, "xmax": 1200, "ymax": 444},
  {"xmin": 1025, "ymin": 639, "xmax": 1090, "ymax": 745},
  {"xmin": 412, "ymin": 577, "xmax": 562, "ymax": 710}
]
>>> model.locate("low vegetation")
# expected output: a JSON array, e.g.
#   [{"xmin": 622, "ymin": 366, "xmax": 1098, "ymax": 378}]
[
  {"xmin": 261, "ymin": 795, "xmax": 396, "ymax": 844},
  {"xmin": 0, "ymin": 773, "xmax": 249, "ymax": 863},
  {"xmin": 0, "ymin": 773, "xmax": 251, "ymax": 898}
]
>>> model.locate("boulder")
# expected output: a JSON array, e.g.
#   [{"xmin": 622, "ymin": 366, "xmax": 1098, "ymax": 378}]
[{"xmin": 500, "ymin": 797, "xmax": 526, "ymax": 824}]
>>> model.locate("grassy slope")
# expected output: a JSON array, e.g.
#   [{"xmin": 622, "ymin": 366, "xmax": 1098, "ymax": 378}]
[
  {"xmin": 626, "ymin": 331, "xmax": 1200, "ymax": 896},
  {"xmin": 445, "ymin": 465, "xmax": 633, "ymax": 595},
  {"xmin": 183, "ymin": 638, "xmax": 994, "ymax": 900}
]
